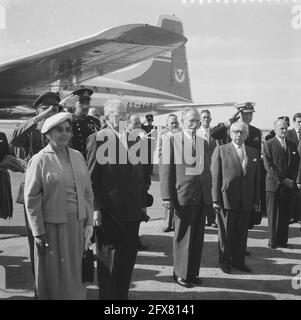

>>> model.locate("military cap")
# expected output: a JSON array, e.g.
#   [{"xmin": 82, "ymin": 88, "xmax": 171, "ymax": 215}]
[
  {"xmin": 145, "ymin": 114, "xmax": 154, "ymax": 121},
  {"xmin": 41, "ymin": 112, "xmax": 72, "ymax": 134},
  {"xmin": 71, "ymin": 88, "xmax": 93, "ymax": 103},
  {"xmin": 234, "ymin": 101, "xmax": 256, "ymax": 113},
  {"xmin": 33, "ymin": 92, "xmax": 61, "ymax": 109}
]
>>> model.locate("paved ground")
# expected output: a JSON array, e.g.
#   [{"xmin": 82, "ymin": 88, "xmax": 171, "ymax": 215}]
[{"xmin": 1, "ymin": 171, "xmax": 301, "ymax": 300}]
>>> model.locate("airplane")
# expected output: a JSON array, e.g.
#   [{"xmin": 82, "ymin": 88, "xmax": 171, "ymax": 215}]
[{"xmin": 0, "ymin": 15, "xmax": 235, "ymax": 120}]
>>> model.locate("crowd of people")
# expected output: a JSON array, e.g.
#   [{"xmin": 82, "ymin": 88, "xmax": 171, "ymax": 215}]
[{"xmin": 1, "ymin": 88, "xmax": 301, "ymax": 299}]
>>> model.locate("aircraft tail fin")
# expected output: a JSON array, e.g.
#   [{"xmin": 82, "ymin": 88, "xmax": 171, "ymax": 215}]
[{"xmin": 106, "ymin": 15, "xmax": 192, "ymax": 102}]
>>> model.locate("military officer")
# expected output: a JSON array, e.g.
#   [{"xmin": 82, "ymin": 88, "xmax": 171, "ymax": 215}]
[{"xmin": 71, "ymin": 88, "xmax": 99, "ymax": 159}]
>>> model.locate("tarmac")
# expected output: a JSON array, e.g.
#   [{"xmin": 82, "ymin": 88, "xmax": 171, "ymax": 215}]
[{"xmin": 0, "ymin": 170, "xmax": 301, "ymax": 300}]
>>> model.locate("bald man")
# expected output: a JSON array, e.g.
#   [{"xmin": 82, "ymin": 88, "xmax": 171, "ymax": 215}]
[
  {"xmin": 86, "ymin": 100, "xmax": 147, "ymax": 300},
  {"xmin": 263, "ymin": 119, "xmax": 300, "ymax": 249},
  {"xmin": 211, "ymin": 122, "xmax": 261, "ymax": 274}
]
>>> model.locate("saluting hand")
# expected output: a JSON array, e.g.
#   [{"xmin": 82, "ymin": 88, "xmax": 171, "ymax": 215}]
[{"xmin": 59, "ymin": 94, "xmax": 79, "ymax": 109}]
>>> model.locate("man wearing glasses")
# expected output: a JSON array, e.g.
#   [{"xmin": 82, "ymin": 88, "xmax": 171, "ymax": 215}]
[{"xmin": 211, "ymin": 122, "xmax": 261, "ymax": 274}]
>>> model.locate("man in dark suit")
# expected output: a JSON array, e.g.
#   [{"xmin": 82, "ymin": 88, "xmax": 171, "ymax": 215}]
[
  {"xmin": 86, "ymin": 99, "xmax": 146, "ymax": 300},
  {"xmin": 160, "ymin": 107, "xmax": 212, "ymax": 288},
  {"xmin": 212, "ymin": 102, "xmax": 262, "ymax": 229},
  {"xmin": 197, "ymin": 109, "xmax": 218, "ymax": 228},
  {"xmin": 211, "ymin": 122, "xmax": 260, "ymax": 274},
  {"xmin": 265, "ymin": 116, "xmax": 290, "ymax": 142},
  {"xmin": 286, "ymin": 113, "xmax": 301, "ymax": 147},
  {"xmin": 158, "ymin": 114, "xmax": 181, "ymax": 232},
  {"xmin": 263, "ymin": 119, "xmax": 300, "ymax": 249}
]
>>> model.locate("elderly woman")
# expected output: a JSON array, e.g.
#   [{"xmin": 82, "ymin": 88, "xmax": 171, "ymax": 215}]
[{"xmin": 24, "ymin": 112, "xmax": 94, "ymax": 300}]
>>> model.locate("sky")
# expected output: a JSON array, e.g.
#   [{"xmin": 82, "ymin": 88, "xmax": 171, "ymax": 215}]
[{"xmin": 0, "ymin": 0, "xmax": 301, "ymax": 129}]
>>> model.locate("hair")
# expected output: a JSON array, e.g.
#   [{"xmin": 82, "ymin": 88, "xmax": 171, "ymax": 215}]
[
  {"xmin": 103, "ymin": 99, "xmax": 126, "ymax": 116},
  {"xmin": 166, "ymin": 114, "xmax": 178, "ymax": 125},
  {"xmin": 293, "ymin": 113, "xmax": 301, "ymax": 122},
  {"xmin": 200, "ymin": 109, "xmax": 211, "ymax": 117},
  {"xmin": 230, "ymin": 121, "xmax": 249, "ymax": 133},
  {"xmin": 181, "ymin": 107, "xmax": 199, "ymax": 122},
  {"xmin": 274, "ymin": 118, "xmax": 288, "ymax": 128}
]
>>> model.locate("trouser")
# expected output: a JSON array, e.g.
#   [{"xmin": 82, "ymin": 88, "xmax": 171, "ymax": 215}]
[
  {"xmin": 162, "ymin": 204, "xmax": 175, "ymax": 231},
  {"xmin": 266, "ymin": 188, "xmax": 293, "ymax": 246},
  {"xmin": 217, "ymin": 208, "xmax": 250, "ymax": 266},
  {"xmin": 173, "ymin": 203, "xmax": 206, "ymax": 281},
  {"xmin": 204, "ymin": 203, "xmax": 216, "ymax": 225},
  {"xmin": 95, "ymin": 221, "xmax": 140, "ymax": 300},
  {"xmin": 23, "ymin": 205, "xmax": 35, "ymax": 278}
]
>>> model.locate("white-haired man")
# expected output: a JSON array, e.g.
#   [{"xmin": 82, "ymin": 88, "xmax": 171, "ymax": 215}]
[
  {"xmin": 86, "ymin": 99, "xmax": 147, "ymax": 300},
  {"xmin": 160, "ymin": 107, "xmax": 212, "ymax": 287},
  {"xmin": 211, "ymin": 122, "xmax": 260, "ymax": 274}
]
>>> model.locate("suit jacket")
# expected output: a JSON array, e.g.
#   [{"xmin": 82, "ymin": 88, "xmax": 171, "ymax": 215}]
[
  {"xmin": 160, "ymin": 131, "xmax": 212, "ymax": 207},
  {"xmin": 286, "ymin": 129, "xmax": 299, "ymax": 148},
  {"xmin": 196, "ymin": 127, "xmax": 218, "ymax": 158},
  {"xmin": 263, "ymin": 137, "xmax": 300, "ymax": 192},
  {"xmin": 211, "ymin": 122, "xmax": 262, "ymax": 154},
  {"xmin": 211, "ymin": 143, "xmax": 261, "ymax": 211},
  {"xmin": 0, "ymin": 132, "xmax": 9, "ymax": 162},
  {"xmin": 24, "ymin": 144, "xmax": 94, "ymax": 237},
  {"xmin": 86, "ymin": 128, "xmax": 146, "ymax": 222}
]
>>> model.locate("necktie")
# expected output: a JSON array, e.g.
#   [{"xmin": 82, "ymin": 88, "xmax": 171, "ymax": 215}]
[
  {"xmin": 237, "ymin": 146, "xmax": 246, "ymax": 172},
  {"xmin": 205, "ymin": 129, "xmax": 210, "ymax": 142},
  {"xmin": 280, "ymin": 139, "xmax": 286, "ymax": 151}
]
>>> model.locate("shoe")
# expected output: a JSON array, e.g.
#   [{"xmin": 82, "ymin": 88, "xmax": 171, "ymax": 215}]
[
  {"xmin": 245, "ymin": 251, "xmax": 251, "ymax": 256},
  {"xmin": 268, "ymin": 242, "xmax": 277, "ymax": 249},
  {"xmin": 172, "ymin": 273, "xmax": 192, "ymax": 288},
  {"xmin": 162, "ymin": 227, "xmax": 173, "ymax": 233},
  {"xmin": 232, "ymin": 263, "xmax": 252, "ymax": 273},
  {"xmin": 220, "ymin": 264, "xmax": 231, "ymax": 274},
  {"xmin": 190, "ymin": 277, "xmax": 202, "ymax": 285},
  {"xmin": 210, "ymin": 222, "xmax": 218, "ymax": 228}
]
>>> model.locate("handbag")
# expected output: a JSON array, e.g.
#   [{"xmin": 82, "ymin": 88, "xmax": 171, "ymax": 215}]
[{"xmin": 82, "ymin": 248, "xmax": 95, "ymax": 283}]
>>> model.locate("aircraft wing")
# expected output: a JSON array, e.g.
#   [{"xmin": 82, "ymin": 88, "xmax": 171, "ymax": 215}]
[
  {"xmin": 0, "ymin": 24, "xmax": 187, "ymax": 98},
  {"xmin": 157, "ymin": 102, "xmax": 237, "ymax": 112}
]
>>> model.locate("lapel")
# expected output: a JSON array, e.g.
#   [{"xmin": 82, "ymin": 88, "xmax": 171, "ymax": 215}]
[
  {"xmin": 272, "ymin": 137, "xmax": 288, "ymax": 164},
  {"xmin": 228, "ymin": 143, "xmax": 244, "ymax": 175}
]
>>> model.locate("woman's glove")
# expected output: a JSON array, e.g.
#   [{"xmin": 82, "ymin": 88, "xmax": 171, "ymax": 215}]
[{"xmin": 83, "ymin": 225, "xmax": 94, "ymax": 251}]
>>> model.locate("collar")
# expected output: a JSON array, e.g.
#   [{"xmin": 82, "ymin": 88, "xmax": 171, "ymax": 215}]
[
  {"xmin": 183, "ymin": 129, "xmax": 195, "ymax": 142},
  {"xmin": 276, "ymin": 136, "xmax": 286, "ymax": 145},
  {"xmin": 232, "ymin": 141, "xmax": 246, "ymax": 151},
  {"xmin": 44, "ymin": 143, "xmax": 70, "ymax": 154}
]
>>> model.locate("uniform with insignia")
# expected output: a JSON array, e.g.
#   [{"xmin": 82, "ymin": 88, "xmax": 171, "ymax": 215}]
[{"xmin": 70, "ymin": 88, "xmax": 98, "ymax": 159}]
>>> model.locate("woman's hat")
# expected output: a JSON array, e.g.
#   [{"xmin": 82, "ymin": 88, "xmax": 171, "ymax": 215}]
[{"xmin": 41, "ymin": 112, "xmax": 72, "ymax": 134}]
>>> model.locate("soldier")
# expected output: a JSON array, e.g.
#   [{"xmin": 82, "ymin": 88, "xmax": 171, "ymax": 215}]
[{"xmin": 71, "ymin": 88, "xmax": 99, "ymax": 159}]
